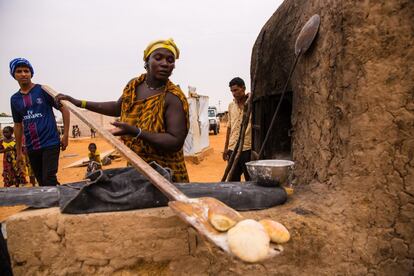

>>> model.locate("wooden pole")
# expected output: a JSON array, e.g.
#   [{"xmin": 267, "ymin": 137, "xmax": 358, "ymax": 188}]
[
  {"xmin": 221, "ymin": 95, "xmax": 252, "ymax": 181},
  {"xmin": 226, "ymin": 96, "xmax": 252, "ymax": 181}
]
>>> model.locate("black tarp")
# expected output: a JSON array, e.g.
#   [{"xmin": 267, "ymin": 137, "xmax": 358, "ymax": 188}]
[
  {"xmin": 59, "ymin": 163, "xmax": 287, "ymax": 214},
  {"xmin": 0, "ymin": 163, "xmax": 288, "ymax": 214}
]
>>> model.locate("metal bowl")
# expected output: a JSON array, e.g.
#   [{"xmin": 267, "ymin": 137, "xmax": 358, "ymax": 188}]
[{"xmin": 245, "ymin": 160, "xmax": 294, "ymax": 187}]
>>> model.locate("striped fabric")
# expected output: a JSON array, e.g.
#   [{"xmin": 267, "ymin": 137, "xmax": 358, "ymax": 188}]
[
  {"xmin": 120, "ymin": 74, "xmax": 190, "ymax": 182},
  {"xmin": 9, "ymin": 58, "xmax": 34, "ymax": 78},
  {"xmin": 10, "ymin": 84, "xmax": 60, "ymax": 152}
]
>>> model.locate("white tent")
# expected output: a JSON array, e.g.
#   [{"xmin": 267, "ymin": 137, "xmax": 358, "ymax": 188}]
[{"xmin": 184, "ymin": 94, "xmax": 209, "ymax": 156}]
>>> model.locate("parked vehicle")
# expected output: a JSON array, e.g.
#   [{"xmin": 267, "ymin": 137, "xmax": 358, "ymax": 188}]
[{"xmin": 208, "ymin": 107, "xmax": 220, "ymax": 135}]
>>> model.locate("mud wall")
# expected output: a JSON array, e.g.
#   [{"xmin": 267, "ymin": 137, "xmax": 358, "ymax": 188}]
[
  {"xmin": 252, "ymin": 0, "xmax": 413, "ymax": 186},
  {"xmin": 5, "ymin": 205, "xmax": 338, "ymax": 275},
  {"xmin": 7, "ymin": 208, "xmax": 193, "ymax": 275},
  {"xmin": 8, "ymin": 187, "xmax": 411, "ymax": 276},
  {"xmin": 251, "ymin": 0, "xmax": 413, "ymax": 274}
]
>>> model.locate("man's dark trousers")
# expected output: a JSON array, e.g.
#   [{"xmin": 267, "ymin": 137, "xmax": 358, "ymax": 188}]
[
  {"xmin": 227, "ymin": 150, "xmax": 251, "ymax": 181},
  {"xmin": 28, "ymin": 145, "xmax": 60, "ymax": 186}
]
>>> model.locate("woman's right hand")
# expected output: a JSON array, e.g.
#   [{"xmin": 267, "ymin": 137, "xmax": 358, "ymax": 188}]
[
  {"xmin": 55, "ymin": 94, "xmax": 81, "ymax": 108},
  {"xmin": 109, "ymin": 121, "xmax": 140, "ymax": 137}
]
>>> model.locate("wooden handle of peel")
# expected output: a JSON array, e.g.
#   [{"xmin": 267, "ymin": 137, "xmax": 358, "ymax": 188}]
[{"xmin": 42, "ymin": 85, "xmax": 188, "ymax": 202}]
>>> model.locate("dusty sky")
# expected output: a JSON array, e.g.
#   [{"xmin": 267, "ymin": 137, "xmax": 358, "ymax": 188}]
[{"xmin": 0, "ymin": 0, "xmax": 283, "ymax": 116}]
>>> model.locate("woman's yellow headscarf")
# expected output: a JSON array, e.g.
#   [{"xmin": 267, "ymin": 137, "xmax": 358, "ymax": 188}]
[{"xmin": 143, "ymin": 38, "xmax": 180, "ymax": 61}]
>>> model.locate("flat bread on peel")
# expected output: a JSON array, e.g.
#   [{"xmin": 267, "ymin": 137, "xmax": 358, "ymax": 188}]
[
  {"xmin": 207, "ymin": 199, "xmax": 243, "ymax": 231},
  {"xmin": 227, "ymin": 219, "xmax": 270, "ymax": 263}
]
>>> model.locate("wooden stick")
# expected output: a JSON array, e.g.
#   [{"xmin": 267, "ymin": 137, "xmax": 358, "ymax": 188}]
[
  {"xmin": 226, "ymin": 96, "xmax": 252, "ymax": 181},
  {"xmin": 221, "ymin": 95, "xmax": 251, "ymax": 181},
  {"xmin": 221, "ymin": 133, "xmax": 241, "ymax": 181}
]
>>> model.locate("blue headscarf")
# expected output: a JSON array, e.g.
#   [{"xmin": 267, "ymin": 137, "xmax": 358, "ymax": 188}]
[{"xmin": 9, "ymin": 58, "xmax": 34, "ymax": 78}]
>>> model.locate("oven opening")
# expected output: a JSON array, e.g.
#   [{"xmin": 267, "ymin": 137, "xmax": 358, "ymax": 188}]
[{"xmin": 252, "ymin": 91, "xmax": 293, "ymax": 160}]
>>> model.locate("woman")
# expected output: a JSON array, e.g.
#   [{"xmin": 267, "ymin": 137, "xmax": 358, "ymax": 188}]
[{"xmin": 56, "ymin": 39, "xmax": 189, "ymax": 182}]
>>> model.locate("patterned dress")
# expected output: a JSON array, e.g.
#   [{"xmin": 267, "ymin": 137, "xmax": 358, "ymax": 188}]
[
  {"xmin": 120, "ymin": 74, "xmax": 189, "ymax": 182},
  {"xmin": 22, "ymin": 137, "xmax": 35, "ymax": 180},
  {"xmin": 1, "ymin": 139, "xmax": 27, "ymax": 187},
  {"xmin": 22, "ymin": 147, "xmax": 35, "ymax": 179}
]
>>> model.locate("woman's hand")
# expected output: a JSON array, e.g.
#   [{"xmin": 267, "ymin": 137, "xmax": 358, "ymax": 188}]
[
  {"xmin": 109, "ymin": 121, "xmax": 140, "ymax": 137},
  {"xmin": 55, "ymin": 94, "xmax": 81, "ymax": 108}
]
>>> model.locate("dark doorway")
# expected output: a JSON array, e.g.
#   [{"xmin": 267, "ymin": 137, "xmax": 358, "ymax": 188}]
[{"xmin": 252, "ymin": 91, "xmax": 293, "ymax": 159}]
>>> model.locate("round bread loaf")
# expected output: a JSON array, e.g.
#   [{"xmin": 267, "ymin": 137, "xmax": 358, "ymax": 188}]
[
  {"xmin": 207, "ymin": 200, "xmax": 243, "ymax": 231},
  {"xmin": 227, "ymin": 219, "xmax": 270, "ymax": 263},
  {"xmin": 259, "ymin": 219, "xmax": 290, "ymax": 244}
]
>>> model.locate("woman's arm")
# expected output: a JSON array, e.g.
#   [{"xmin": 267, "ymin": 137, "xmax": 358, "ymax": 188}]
[{"xmin": 55, "ymin": 95, "xmax": 123, "ymax": 117}]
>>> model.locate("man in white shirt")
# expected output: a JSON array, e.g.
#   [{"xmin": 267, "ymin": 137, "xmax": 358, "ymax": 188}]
[{"xmin": 222, "ymin": 77, "xmax": 251, "ymax": 181}]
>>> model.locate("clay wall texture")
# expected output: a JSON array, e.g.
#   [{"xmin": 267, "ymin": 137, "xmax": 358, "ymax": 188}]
[
  {"xmin": 5, "ymin": 204, "xmax": 352, "ymax": 275},
  {"xmin": 250, "ymin": 0, "xmax": 413, "ymax": 274}
]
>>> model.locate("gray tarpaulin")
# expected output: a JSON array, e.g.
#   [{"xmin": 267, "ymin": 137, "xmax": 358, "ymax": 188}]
[{"xmin": 0, "ymin": 163, "xmax": 287, "ymax": 214}]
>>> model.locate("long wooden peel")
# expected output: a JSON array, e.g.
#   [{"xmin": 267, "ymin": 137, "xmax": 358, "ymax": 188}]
[{"xmin": 42, "ymin": 85, "xmax": 280, "ymax": 260}]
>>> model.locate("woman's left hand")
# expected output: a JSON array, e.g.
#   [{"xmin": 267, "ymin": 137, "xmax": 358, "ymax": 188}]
[{"xmin": 109, "ymin": 121, "xmax": 140, "ymax": 136}]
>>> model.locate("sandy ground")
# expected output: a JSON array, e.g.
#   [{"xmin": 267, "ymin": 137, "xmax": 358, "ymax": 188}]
[{"xmin": 0, "ymin": 123, "xmax": 227, "ymax": 187}]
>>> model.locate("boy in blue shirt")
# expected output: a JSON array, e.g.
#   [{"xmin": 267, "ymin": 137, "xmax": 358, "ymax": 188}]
[{"xmin": 9, "ymin": 58, "xmax": 70, "ymax": 186}]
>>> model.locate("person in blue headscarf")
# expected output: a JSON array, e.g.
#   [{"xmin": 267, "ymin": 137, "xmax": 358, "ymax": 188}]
[{"xmin": 9, "ymin": 58, "xmax": 70, "ymax": 186}]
